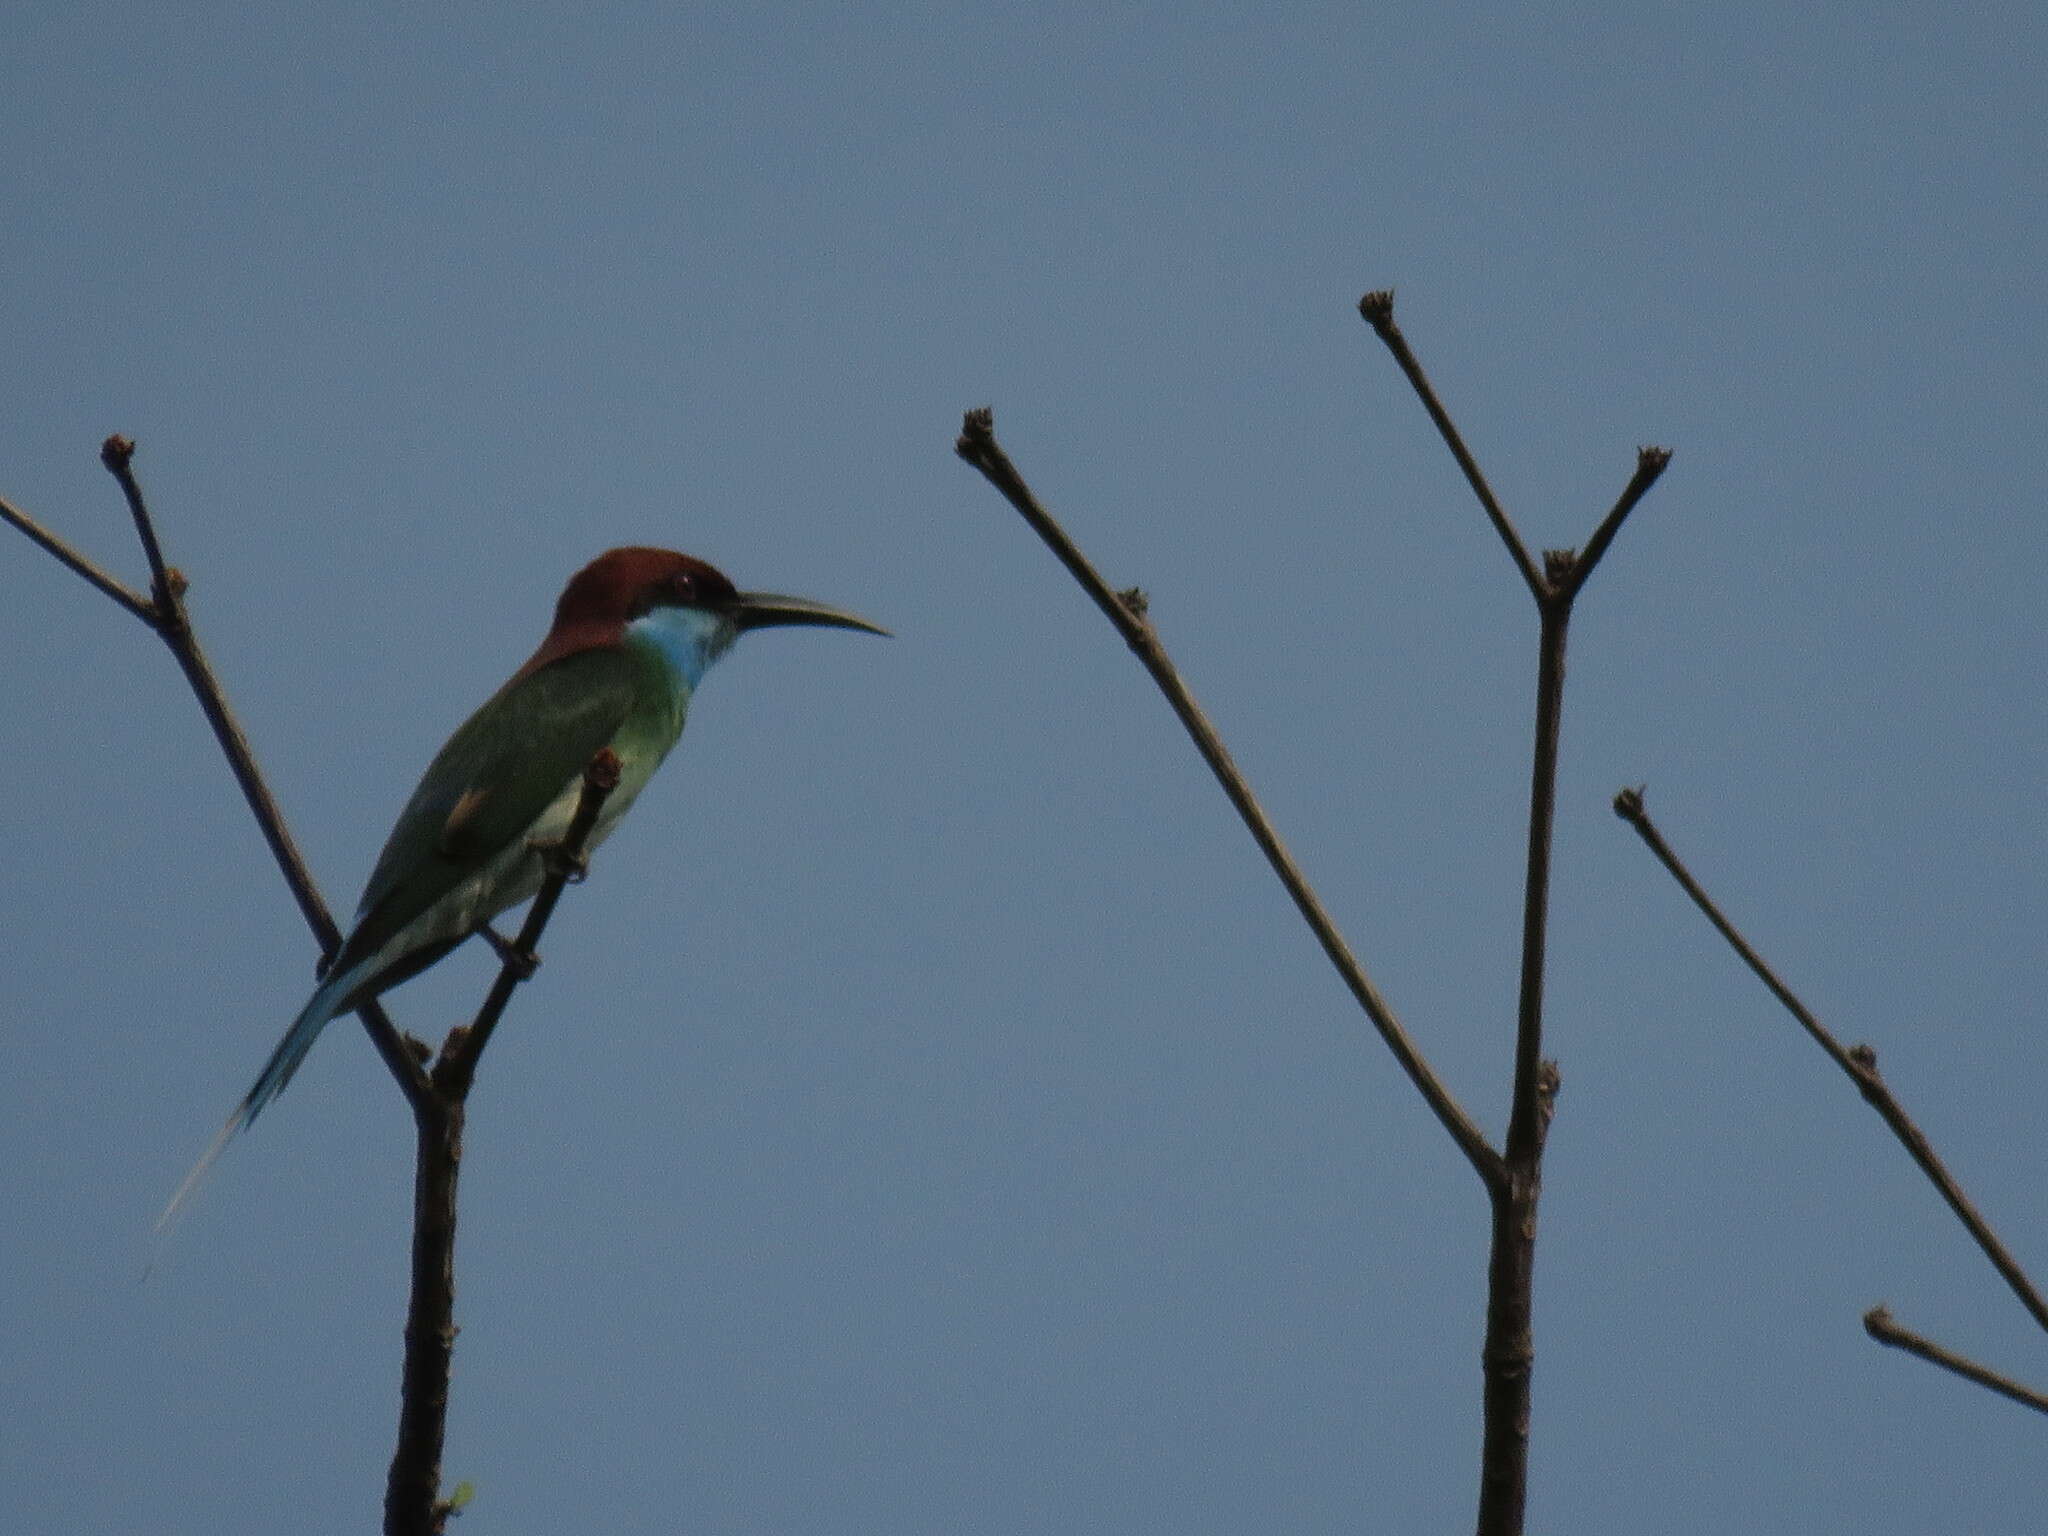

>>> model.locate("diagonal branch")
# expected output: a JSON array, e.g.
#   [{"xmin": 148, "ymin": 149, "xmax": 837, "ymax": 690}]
[
  {"xmin": 5, "ymin": 440, "xmax": 431, "ymax": 1107},
  {"xmin": 1358, "ymin": 290, "xmax": 1544, "ymax": 600},
  {"xmin": 956, "ymin": 407, "xmax": 1502, "ymax": 1190},
  {"xmin": 1564, "ymin": 447, "xmax": 1671, "ymax": 597},
  {"xmin": 1615, "ymin": 788, "xmax": 2048, "ymax": 1338},
  {"xmin": 1865, "ymin": 1307, "xmax": 2048, "ymax": 1415},
  {"xmin": 0, "ymin": 489, "xmax": 154, "ymax": 618}
]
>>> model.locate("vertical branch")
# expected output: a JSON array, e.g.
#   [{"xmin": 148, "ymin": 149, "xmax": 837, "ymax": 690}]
[
  {"xmin": 385, "ymin": 1095, "xmax": 460, "ymax": 1536},
  {"xmin": 1505, "ymin": 593, "xmax": 1569, "ymax": 1166},
  {"xmin": 382, "ymin": 753, "xmax": 620, "ymax": 1536},
  {"xmin": 1360, "ymin": 292, "xmax": 1668, "ymax": 1536},
  {"xmin": 1475, "ymin": 590, "xmax": 1571, "ymax": 1534}
]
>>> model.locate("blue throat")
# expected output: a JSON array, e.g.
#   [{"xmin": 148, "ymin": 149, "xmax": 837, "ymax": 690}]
[{"xmin": 625, "ymin": 603, "xmax": 738, "ymax": 691}]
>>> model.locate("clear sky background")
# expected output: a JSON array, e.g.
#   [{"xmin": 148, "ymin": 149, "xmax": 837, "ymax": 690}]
[{"xmin": 4, "ymin": 3, "xmax": 2043, "ymax": 1532}]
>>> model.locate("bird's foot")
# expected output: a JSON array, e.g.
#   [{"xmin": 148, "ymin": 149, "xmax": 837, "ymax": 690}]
[
  {"xmin": 480, "ymin": 923, "xmax": 539, "ymax": 979},
  {"xmin": 530, "ymin": 837, "xmax": 590, "ymax": 884}
]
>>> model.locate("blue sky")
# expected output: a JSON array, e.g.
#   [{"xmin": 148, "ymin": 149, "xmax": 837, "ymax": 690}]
[{"xmin": 4, "ymin": 3, "xmax": 2043, "ymax": 1531}]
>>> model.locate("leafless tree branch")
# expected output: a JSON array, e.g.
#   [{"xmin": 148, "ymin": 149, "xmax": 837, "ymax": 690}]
[
  {"xmin": 5, "ymin": 442, "xmax": 623, "ymax": 1533},
  {"xmin": 955, "ymin": 406, "xmax": 1503, "ymax": 1190},
  {"xmin": 7, "ymin": 438, "xmax": 430, "ymax": 1104},
  {"xmin": 1356, "ymin": 289, "xmax": 1544, "ymax": 600},
  {"xmin": 961, "ymin": 285, "xmax": 1669, "ymax": 1536},
  {"xmin": 1865, "ymin": 1307, "xmax": 2048, "ymax": 1416},
  {"xmin": 1614, "ymin": 786, "xmax": 2048, "ymax": 1344},
  {"xmin": 384, "ymin": 752, "xmax": 621, "ymax": 1536},
  {"xmin": 1356, "ymin": 291, "xmax": 1664, "ymax": 1536}
]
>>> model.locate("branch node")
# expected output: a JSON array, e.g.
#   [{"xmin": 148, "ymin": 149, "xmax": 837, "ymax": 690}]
[
  {"xmin": 479, "ymin": 923, "xmax": 539, "ymax": 979},
  {"xmin": 1535, "ymin": 1059, "xmax": 1562, "ymax": 1141},
  {"xmin": 1117, "ymin": 586, "xmax": 1150, "ymax": 620}
]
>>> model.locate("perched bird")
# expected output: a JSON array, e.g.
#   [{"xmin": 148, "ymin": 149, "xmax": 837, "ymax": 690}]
[{"xmin": 164, "ymin": 547, "xmax": 885, "ymax": 1224}]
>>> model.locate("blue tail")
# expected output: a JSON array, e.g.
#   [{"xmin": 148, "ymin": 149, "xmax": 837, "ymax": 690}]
[{"xmin": 157, "ymin": 960, "xmax": 363, "ymax": 1233}]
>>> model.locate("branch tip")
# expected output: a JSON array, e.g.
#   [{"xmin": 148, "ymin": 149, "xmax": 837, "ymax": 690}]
[
  {"xmin": 1637, "ymin": 444, "xmax": 1673, "ymax": 476},
  {"xmin": 99, "ymin": 434, "xmax": 135, "ymax": 472},
  {"xmin": 1612, "ymin": 785, "xmax": 1647, "ymax": 823},
  {"xmin": 1357, "ymin": 289, "xmax": 1396, "ymax": 333},
  {"xmin": 956, "ymin": 406, "xmax": 996, "ymax": 460}
]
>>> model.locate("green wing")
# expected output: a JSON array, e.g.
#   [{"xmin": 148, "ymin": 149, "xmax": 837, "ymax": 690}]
[{"xmin": 343, "ymin": 647, "xmax": 643, "ymax": 968}]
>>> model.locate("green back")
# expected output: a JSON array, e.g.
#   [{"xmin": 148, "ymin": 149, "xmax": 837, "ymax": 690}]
[{"xmin": 344, "ymin": 646, "xmax": 645, "ymax": 969}]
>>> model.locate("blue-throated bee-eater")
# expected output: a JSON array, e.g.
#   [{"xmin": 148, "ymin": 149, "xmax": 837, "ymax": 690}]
[{"xmin": 164, "ymin": 546, "xmax": 885, "ymax": 1224}]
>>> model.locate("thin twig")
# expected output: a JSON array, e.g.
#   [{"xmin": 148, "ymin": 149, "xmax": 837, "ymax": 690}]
[
  {"xmin": 955, "ymin": 406, "xmax": 1503, "ymax": 1190},
  {"xmin": 1615, "ymin": 788, "xmax": 2048, "ymax": 1338},
  {"xmin": 1357, "ymin": 291, "xmax": 1545, "ymax": 600},
  {"xmin": 1566, "ymin": 447, "xmax": 1672, "ymax": 597},
  {"xmin": 384, "ymin": 751, "xmax": 622, "ymax": 1536},
  {"xmin": 0, "ymin": 489, "xmax": 154, "ymax": 618},
  {"xmin": 1865, "ymin": 1307, "xmax": 2048, "ymax": 1416},
  {"xmin": 102, "ymin": 435, "xmax": 176, "ymax": 605}
]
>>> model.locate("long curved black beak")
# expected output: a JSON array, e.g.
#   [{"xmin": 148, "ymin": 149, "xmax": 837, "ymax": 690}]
[{"xmin": 733, "ymin": 591, "xmax": 890, "ymax": 637}]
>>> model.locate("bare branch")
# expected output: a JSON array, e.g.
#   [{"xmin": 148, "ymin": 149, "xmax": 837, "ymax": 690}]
[
  {"xmin": 1504, "ymin": 607, "xmax": 1567, "ymax": 1169},
  {"xmin": 5, "ymin": 441, "xmax": 431, "ymax": 1107},
  {"xmin": 0, "ymin": 487, "xmax": 154, "ymax": 618},
  {"xmin": 1565, "ymin": 447, "xmax": 1671, "ymax": 597},
  {"xmin": 1615, "ymin": 788, "xmax": 2048, "ymax": 1338},
  {"xmin": 1357, "ymin": 291, "xmax": 1545, "ymax": 599},
  {"xmin": 384, "ymin": 750, "xmax": 622, "ymax": 1536},
  {"xmin": 100, "ymin": 436, "xmax": 177, "ymax": 607},
  {"xmin": 1865, "ymin": 1308, "xmax": 2048, "ymax": 1416},
  {"xmin": 956, "ymin": 407, "xmax": 1503, "ymax": 1190}
]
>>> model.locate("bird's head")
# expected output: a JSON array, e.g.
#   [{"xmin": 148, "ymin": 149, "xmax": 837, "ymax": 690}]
[{"xmin": 519, "ymin": 547, "xmax": 886, "ymax": 687}]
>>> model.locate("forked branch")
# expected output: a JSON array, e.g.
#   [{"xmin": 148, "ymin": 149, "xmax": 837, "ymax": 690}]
[
  {"xmin": 4, "ymin": 439, "xmax": 430, "ymax": 1107},
  {"xmin": 963, "ymin": 290, "xmax": 1669, "ymax": 1536},
  {"xmin": 5, "ymin": 442, "xmax": 623, "ymax": 1534}
]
